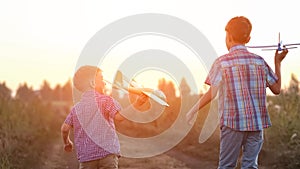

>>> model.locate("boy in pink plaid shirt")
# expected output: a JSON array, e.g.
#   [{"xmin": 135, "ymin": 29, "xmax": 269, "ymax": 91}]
[{"xmin": 61, "ymin": 65, "xmax": 148, "ymax": 169}]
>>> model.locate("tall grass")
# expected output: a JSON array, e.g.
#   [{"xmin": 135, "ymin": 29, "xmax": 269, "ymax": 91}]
[
  {"xmin": 264, "ymin": 85, "xmax": 300, "ymax": 168},
  {"xmin": 0, "ymin": 97, "xmax": 61, "ymax": 169}
]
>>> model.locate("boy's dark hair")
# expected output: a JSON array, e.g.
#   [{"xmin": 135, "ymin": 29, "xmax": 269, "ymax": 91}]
[{"xmin": 225, "ymin": 16, "xmax": 252, "ymax": 43}]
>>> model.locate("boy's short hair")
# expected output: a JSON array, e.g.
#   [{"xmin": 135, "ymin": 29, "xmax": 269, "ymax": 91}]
[
  {"xmin": 73, "ymin": 65, "xmax": 102, "ymax": 92},
  {"xmin": 225, "ymin": 16, "xmax": 252, "ymax": 43}
]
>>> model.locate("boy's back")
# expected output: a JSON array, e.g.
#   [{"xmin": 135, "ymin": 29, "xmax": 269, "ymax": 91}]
[
  {"xmin": 66, "ymin": 90, "xmax": 121, "ymax": 162},
  {"xmin": 206, "ymin": 45, "xmax": 278, "ymax": 131}
]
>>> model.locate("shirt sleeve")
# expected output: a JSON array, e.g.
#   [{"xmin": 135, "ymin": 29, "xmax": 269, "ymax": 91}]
[
  {"xmin": 265, "ymin": 62, "xmax": 278, "ymax": 87},
  {"xmin": 105, "ymin": 97, "xmax": 122, "ymax": 118},
  {"xmin": 205, "ymin": 59, "xmax": 222, "ymax": 86},
  {"xmin": 64, "ymin": 108, "xmax": 75, "ymax": 127}
]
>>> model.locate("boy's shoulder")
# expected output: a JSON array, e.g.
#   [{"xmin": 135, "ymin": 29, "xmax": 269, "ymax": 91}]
[
  {"xmin": 94, "ymin": 92, "xmax": 121, "ymax": 105},
  {"xmin": 216, "ymin": 51, "xmax": 265, "ymax": 62},
  {"xmin": 94, "ymin": 92, "xmax": 114, "ymax": 101}
]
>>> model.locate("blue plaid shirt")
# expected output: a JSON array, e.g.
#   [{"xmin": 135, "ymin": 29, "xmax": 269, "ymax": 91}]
[{"xmin": 205, "ymin": 45, "xmax": 278, "ymax": 131}]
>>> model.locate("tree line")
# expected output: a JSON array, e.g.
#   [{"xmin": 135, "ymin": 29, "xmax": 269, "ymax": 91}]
[{"xmin": 0, "ymin": 74, "xmax": 299, "ymax": 168}]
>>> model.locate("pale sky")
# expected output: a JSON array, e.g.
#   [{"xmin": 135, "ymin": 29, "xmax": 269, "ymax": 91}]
[{"xmin": 1, "ymin": 0, "xmax": 299, "ymax": 94}]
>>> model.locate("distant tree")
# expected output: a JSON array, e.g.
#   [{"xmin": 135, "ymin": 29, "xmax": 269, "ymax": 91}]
[
  {"xmin": 287, "ymin": 73, "xmax": 299, "ymax": 94},
  {"xmin": 15, "ymin": 83, "xmax": 38, "ymax": 102},
  {"xmin": 158, "ymin": 78, "xmax": 167, "ymax": 92},
  {"xmin": 179, "ymin": 78, "xmax": 191, "ymax": 96},
  {"xmin": 53, "ymin": 84, "xmax": 62, "ymax": 101},
  {"xmin": 158, "ymin": 78, "xmax": 176, "ymax": 101},
  {"xmin": 166, "ymin": 81, "xmax": 176, "ymax": 99},
  {"xmin": 0, "ymin": 82, "xmax": 12, "ymax": 100},
  {"xmin": 282, "ymin": 73, "xmax": 300, "ymax": 112},
  {"xmin": 40, "ymin": 80, "xmax": 53, "ymax": 101},
  {"xmin": 61, "ymin": 79, "xmax": 72, "ymax": 102}
]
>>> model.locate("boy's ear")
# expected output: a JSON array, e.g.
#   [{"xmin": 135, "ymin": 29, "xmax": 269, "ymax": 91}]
[
  {"xmin": 228, "ymin": 34, "xmax": 234, "ymax": 43},
  {"xmin": 89, "ymin": 80, "xmax": 95, "ymax": 88},
  {"xmin": 245, "ymin": 36, "xmax": 251, "ymax": 44}
]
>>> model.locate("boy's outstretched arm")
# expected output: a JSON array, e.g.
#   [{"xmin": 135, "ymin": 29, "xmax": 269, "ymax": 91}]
[
  {"xmin": 115, "ymin": 93, "xmax": 150, "ymax": 122},
  {"xmin": 269, "ymin": 49, "xmax": 288, "ymax": 95},
  {"xmin": 186, "ymin": 85, "xmax": 219, "ymax": 124}
]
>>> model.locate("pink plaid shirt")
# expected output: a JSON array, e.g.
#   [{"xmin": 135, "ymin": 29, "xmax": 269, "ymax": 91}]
[{"xmin": 64, "ymin": 90, "xmax": 121, "ymax": 162}]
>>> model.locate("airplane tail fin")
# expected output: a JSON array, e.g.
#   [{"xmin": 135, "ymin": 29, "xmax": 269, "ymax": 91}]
[{"xmin": 113, "ymin": 70, "xmax": 124, "ymax": 89}]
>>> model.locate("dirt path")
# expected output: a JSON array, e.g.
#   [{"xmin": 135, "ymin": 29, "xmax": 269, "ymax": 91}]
[
  {"xmin": 166, "ymin": 149, "xmax": 217, "ymax": 169},
  {"xmin": 37, "ymin": 137, "xmax": 219, "ymax": 169},
  {"xmin": 37, "ymin": 136, "xmax": 271, "ymax": 169},
  {"xmin": 39, "ymin": 137, "xmax": 78, "ymax": 169}
]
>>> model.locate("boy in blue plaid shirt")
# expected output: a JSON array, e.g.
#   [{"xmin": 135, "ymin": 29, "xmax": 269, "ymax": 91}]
[{"xmin": 187, "ymin": 16, "xmax": 288, "ymax": 168}]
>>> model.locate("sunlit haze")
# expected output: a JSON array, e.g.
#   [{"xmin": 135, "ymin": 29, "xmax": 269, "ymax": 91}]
[{"xmin": 1, "ymin": 0, "xmax": 299, "ymax": 95}]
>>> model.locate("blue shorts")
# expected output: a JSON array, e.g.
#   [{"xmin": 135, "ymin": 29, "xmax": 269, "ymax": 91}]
[{"xmin": 218, "ymin": 126, "xmax": 264, "ymax": 169}]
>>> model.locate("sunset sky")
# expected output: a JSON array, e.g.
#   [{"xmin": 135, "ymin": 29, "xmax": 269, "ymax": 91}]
[{"xmin": 1, "ymin": 0, "xmax": 299, "ymax": 95}]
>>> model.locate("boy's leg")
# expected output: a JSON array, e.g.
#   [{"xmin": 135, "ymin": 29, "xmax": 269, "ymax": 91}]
[
  {"xmin": 99, "ymin": 154, "xmax": 119, "ymax": 169},
  {"xmin": 79, "ymin": 154, "xmax": 118, "ymax": 169},
  {"xmin": 79, "ymin": 160, "xmax": 98, "ymax": 169},
  {"xmin": 241, "ymin": 130, "xmax": 264, "ymax": 169},
  {"xmin": 218, "ymin": 126, "xmax": 244, "ymax": 169}
]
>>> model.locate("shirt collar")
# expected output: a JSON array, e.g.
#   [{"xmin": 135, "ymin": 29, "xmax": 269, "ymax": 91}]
[
  {"xmin": 229, "ymin": 45, "xmax": 247, "ymax": 53},
  {"xmin": 82, "ymin": 90, "xmax": 101, "ymax": 99}
]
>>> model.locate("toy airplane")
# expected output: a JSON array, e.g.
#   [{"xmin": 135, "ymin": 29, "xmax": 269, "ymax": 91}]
[
  {"xmin": 105, "ymin": 70, "xmax": 169, "ymax": 107},
  {"xmin": 247, "ymin": 32, "xmax": 300, "ymax": 51}
]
